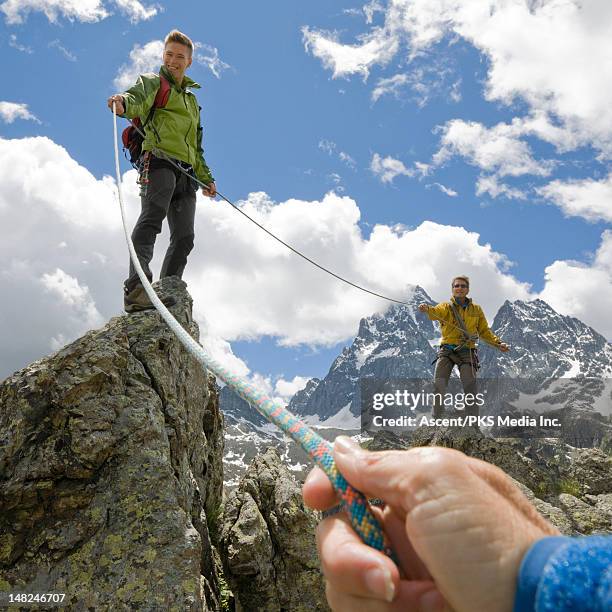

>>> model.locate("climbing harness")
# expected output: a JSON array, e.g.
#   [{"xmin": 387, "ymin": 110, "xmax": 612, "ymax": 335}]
[
  {"xmin": 137, "ymin": 151, "xmax": 152, "ymax": 197},
  {"xmin": 428, "ymin": 303, "xmax": 504, "ymax": 380},
  {"xmin": 112, "ymin": 103, "xmax": 397, "ymax": 562}
]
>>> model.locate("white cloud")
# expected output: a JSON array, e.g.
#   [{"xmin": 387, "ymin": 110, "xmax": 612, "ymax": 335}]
[
  {"xmin": 319, "ymin": 140, "xmax": 356, "ymax": 170},
  {"xmin": 194, "ymin": 43, "xmax": 230, "ymax": 79},
  {"xmin": 431, "ymin": 182, "xmax": 458, "ymax": 197},
  {"xmin": 41, "ymin": 268, "xmax": 105, "ymax": 331},
  {"xmin": 540, "ymin": 231, "xmax": 612, "ymax": 338},
  {"xmin": 15, "ymin": 135, "xmax": 611, "ymax": 387},
  {"xmin": 113, "ymin": 40, "xmax": 164, "ymax": 91},
  {"xmin": 370, "ymin": 152, "xmax": 413, "ymax": 183},
  {"xmin": 8, "ymin": 33, "xmax": 32, "ymax": 53},
  {"xmin": 339, "ymin": 151, "xmax": 357, "ymax": 169},
  {"xmin": 363, "ymin": 0, "xmax": 386, "ymax": 24},
  {"xmin": 0, "ymin": 101, "xmax": 40, "ymax": 124},
  {"xmin": 302, "ymin": 25, "xmax": 398, "ymax": 80},
  {"xmin": 186, "ymin": 190, "xmax": 532, "ymax": 348},
  {"xmin": 433, "ymin": 119, "xmax": 553, "ymax": 177},
  {"xmin": 275, "ymin": 376, "xmax": 310, "ymax": 400},
  {"xmin": 537, "ymin": 174, "xmax": 612, "ymax": 223},
  {"xmin": 318, "ymin": 139, "xmax": 336, "ymax": 155},
  {"xmin": 1, "ymin": 0, "xmax": 108, "ymax": 23},
  {"xmin": 304, "ymin": 0, "xmax": 612, "ymax": 154},
  {"xmin": 49, "ymin": 39, "xmax": 76, "ymax": 62},
  {"xmin": 371, "ymin": 73, "xmax": 409, "ymax": 102},
  {"xmin": 1, "ymin": 0, "xmax": 158, "ymax": 24},
  {"xmin": 112, "ymin": 0, "xmax": 158, "ymax": 23},
  {"xmin": 476, "ymin": 176, "xmax": 526, "ymax": 201}
]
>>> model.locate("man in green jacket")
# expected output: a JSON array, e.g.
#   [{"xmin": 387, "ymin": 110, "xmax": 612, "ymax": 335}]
[
  {"xmin": 107, "ymin": 29, "xmax": 216, "ymax": 312},
  {"xmin": 418, "ymin": 275, "xmax": 509, "ymax": 418}
]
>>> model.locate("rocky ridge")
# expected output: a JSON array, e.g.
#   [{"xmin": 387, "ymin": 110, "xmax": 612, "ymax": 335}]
[
  {"xmin": 0, "ymin": 278, "xmax": 224, "ymax": 610},
  {"xmin": 219, "ymin": 448, "xmax": 327, "ymax": 612},
  {"xmin": 2, "ymin": 280, "xmax": 611, "ymax": 611}
]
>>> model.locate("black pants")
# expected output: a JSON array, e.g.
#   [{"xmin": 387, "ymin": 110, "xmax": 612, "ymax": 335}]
[
  {"xmin": 432, "ymin": 348, "xmax": 479, "ymax": 417},
  {"xmin": 125, "ymin": 166, "xmax": 196, "ymax": 293}
]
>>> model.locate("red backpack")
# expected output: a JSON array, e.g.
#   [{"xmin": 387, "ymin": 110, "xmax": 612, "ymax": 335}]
[{"xmin": 121, "ymin": 75, "xmax": 171, "ymax": 166}]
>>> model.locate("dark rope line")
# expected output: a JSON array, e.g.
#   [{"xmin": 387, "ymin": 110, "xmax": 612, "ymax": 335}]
[{"xmin": 124, "ymin": 120, "xmax": 504, "ymax": 349}]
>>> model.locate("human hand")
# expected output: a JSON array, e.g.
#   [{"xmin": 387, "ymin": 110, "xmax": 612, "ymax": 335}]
[
  {"xmin": 202, "ymin": 182, "xmax": 217, "ymax": 198},
  {"xmin": 418, "ymin": 304, "xmax": 429, "ymax": 313},
  {"xmin": 303, "ymin": 437, "xmax": 559, "ymax": 612},
  {"xmin": 499, "ymin": 343, "xmax": 510, "ymax": 352},
  {"xmin": 107, "ymin": 95, "xmax": 125, "ymax": 115}
]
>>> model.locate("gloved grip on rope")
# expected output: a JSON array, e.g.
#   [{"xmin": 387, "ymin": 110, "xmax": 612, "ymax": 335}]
[{"xmin": 111, "ymin": 103, "xmax": 397, "ymax": 563}]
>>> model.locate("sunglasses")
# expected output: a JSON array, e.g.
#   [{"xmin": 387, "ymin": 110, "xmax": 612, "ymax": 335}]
[{"xmin": 453, "ymin": 284, "xmax": 468, "ymax": 288}]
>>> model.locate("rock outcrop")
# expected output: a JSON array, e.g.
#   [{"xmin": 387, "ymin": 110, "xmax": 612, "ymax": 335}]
[
  {"xmin": 220, "ymin": 448, "xmax": 328, "ymax": 612},
  {"xmin": 0, "ymin": 278, "xmax": 225, "ymax": 610}
]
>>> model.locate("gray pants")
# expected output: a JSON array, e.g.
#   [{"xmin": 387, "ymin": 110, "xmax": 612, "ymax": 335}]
[
  {"xmin": 125, "ymin": 166, "xmax": 196, "ymax": 293},
  {"xmin": 432, "ymin": 349, "xmax": 479, "ymax": 417}
]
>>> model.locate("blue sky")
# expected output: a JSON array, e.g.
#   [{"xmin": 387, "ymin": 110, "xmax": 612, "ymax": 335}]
[{"xmin": 1, "ymin": 1, "xmax": 611, "ymax": 397}]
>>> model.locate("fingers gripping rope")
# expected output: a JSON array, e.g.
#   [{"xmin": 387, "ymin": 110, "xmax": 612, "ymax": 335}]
[{"xmin": 111, "ymin": 104, "xmax": 396, "ymax": 562}]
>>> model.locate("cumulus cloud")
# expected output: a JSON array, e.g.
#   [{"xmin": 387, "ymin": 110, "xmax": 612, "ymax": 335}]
[
  {"xmin": 0, "ymin": 101, "xmax": 40, "ymax": 124},
  {"xmin": 0, "ymin": 0, "xmax": 158, "ymax": 24},
  {"xmin": 275, "ymin": 376, "xmax": 310, "ymax": 400},
  {"xmin": 433, "ymin": 119, "xmax": 553, "ymax": 178},
  {"xmin": 540, "ymin": 231, "xmax": 612, "ymax": 338},
  {"xmin": 304, "ymin": 0, "xmax": 612, "ymax": 155},
  {"xmin": 185, "ymin": 190, "xmax": 532, "ymax": 348},
  {"xmin": 537, "ymin": 174, "xmax": 612, "ymax": 223},
  {"xmin": 302, "ymin": 24, "xmax": 398, "ymax": 80},
  {"xmin": 476, "ymin": 176, "xmax": 526, "ymax": 201},
  {"xmin": 0, "ymin": 136, "xmax": 134, "ymax": 377},
  {"xmin": 41, "ymin": 268, "xmax": 105, "ymax": 345},
  {"xmin": 113, "ymin": 40, "xmax": 164, "ymax": 91},
  {"xmin": 370, "ymin": 152, "xmax": 413, "ymax": 183},
  {"xmin": 1, "ymin": 135, "xmax": 570, "ymax": 383}
]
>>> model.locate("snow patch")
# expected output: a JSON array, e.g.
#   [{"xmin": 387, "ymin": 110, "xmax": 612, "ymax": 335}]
[
  {"xmin": 354, "ymin": 341, "xmax": 379, "ymax": 370},
  {"xmin": 318, "ymin": 403, "xmax": 360, "ymax": 429}
]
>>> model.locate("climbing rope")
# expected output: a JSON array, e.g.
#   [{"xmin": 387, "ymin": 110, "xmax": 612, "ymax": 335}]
[
  {"xmin": 124, "ymin": 118, "xmax": 507, "ymax": 351},
  {"xmin": 124, "ymin": 119, "xmax": 416, "ymax": 307},
  {"xmin": 112, "ymin": 103, "xmax": 396, "ymax": 562}
]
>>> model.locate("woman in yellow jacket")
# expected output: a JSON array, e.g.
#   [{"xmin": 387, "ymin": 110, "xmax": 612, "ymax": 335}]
[{"xmin": 418, "ymin": 275, "xmax": 509, "ymax": 418}]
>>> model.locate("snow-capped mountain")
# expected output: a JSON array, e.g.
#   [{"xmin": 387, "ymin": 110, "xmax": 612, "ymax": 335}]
[
  {"xmin": 221, "ymin": 291, "xmax": 612, "ymax": 484},
  {"xmin": 480, "ymin": 299, "xmax": 612, "ymax": 380},
  {"xmin": 288, "ymin": 286, "xmax": 438, "ymax": 421}
]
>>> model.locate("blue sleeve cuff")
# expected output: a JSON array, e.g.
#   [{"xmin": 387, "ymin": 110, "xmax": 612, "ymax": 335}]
[
  {"xmin": 513, "ymin": 536, "xmax": 571, "ymax": 612},
  {"xmin": 514, "ymin": 535, "xmax": 612, "ymax": 612}
]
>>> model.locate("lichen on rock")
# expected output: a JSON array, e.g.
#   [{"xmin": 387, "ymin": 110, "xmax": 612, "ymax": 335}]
[{"xmin": 0, "ymin": 278, "xmax": 225, "ymax": 610}]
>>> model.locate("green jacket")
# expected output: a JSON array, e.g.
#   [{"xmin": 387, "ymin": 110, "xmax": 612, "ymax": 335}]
[
  {"xmin": 427, "ymin": 296, "xmax": 502, "ymax": 348},
  {"xmin": 121, "ymin": 65, "xmax": 214, "ymax": 185}
]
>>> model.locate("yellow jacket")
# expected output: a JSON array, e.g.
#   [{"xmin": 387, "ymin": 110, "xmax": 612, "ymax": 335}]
[{"xmin": 426, "ymin": 297, "xmax": 502, "ymax": 349}]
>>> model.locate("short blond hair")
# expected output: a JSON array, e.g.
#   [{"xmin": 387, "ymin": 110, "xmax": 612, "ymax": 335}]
[
  {"xmin": 164, "ymin": 30, "xmax": 194, "ymax": 56},
  {"xmin": 452, "ymin": 275, "xmax": 470, "ymax": 287}
]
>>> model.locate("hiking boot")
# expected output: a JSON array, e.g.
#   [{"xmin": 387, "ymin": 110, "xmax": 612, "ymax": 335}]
[{"xmin": 124, "ymin": 284, "xmax": 176, "ymax": 313}]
